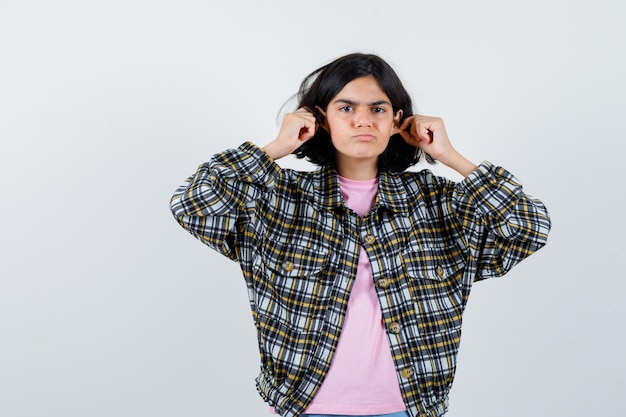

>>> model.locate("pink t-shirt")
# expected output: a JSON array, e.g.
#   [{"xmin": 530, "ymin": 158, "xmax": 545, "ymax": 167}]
[{"xmin": 302, "ymin": 175, "xmax": 406, "ymax": 415}]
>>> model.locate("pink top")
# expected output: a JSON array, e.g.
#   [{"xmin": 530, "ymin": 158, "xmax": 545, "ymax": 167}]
[{"xmin": 302, "ymin": 175, "xmax": 406, "ymax": 415}]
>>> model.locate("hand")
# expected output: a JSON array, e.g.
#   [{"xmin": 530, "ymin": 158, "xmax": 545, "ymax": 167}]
[
  {"xmin": 394, "ymin": 115, "xmax": 453, "ymax": 161},
  {"xmin": 394, "ymin": 115, "xmax": 478, "ymax": 177},
  {"xmin": 262, "ymin": 108, "xmax": 317, "ymax": 160}
]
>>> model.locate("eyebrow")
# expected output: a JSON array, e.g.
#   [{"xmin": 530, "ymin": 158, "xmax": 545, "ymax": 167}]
[{"xmin": 332, "ymin": 99, "xmax": 392, "ymax": 106}]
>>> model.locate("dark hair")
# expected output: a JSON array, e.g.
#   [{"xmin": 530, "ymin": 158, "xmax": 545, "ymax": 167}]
[{"xmin": 291, "ymin": 53, "xmax": 435, "ymax": 171}]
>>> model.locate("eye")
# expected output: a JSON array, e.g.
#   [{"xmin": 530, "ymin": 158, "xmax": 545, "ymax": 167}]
[
  {"xmin": 339, "ymin": 105, "xmax": 353, "ymax": 112},
  {"xmin": 372, "ymin": 107, "xmax": 386, "ymax": 113}
]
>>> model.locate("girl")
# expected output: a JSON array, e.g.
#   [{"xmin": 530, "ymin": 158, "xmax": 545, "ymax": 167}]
[{"xmin": 170, "ymin": 53, "xmax": 551, "ymax": 417}]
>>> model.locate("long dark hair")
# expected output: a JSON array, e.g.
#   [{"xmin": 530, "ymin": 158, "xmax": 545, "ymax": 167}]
[{"xmin": 292, "ymin": 53, "xmax": 435, "ymax": 171}]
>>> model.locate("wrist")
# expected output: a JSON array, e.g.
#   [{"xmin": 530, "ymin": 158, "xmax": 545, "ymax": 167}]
[
  {"xmin": 437, "ymin": 149, "xmax": 478, "ymax": 177},
  {"xmin": 262, "ymin": 140, "xmax": 290, "ymax": 160}
]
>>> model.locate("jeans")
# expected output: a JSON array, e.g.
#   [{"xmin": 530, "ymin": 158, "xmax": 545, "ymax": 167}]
[{"xmin": 303, "ymin": 413, "xmax": 409, "ymax": 417}]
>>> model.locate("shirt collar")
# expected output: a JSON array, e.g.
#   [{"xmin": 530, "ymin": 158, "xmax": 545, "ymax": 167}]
[
  {"xmin": 377, "ymin": 169, "xmax": 411, "ymax": 214},
  {"xmin": 306, "ymin": 165, "xmax": 411, "ymax": 214}
]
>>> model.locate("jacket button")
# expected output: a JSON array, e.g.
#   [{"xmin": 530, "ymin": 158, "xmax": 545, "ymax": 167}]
[
  {"xmin": 282, "ymin": 260, "xmax": 295, "ymax": 272},
  {"xmin": 363, "ymin": 234, "xmax": 376, "ymax": 245},
  {"xmin": 388, "ymin": 322, "xmax": 401, "ymax": 334},
  {"xmin": 376, "ymin": 278, "xmax": 390, "ymax": 289},
  {"xmin": 435, "ymin": 265, "xmax": 444, "ymax": 277},
  {"xmin": 401, "ymin": 366, "xmax": 415, "ymax": 379}
]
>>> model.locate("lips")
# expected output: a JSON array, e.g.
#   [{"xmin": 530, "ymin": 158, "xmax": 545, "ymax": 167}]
[{"xmin": 353, "ymin": 134, "xmax": 375, "ymax": 141}]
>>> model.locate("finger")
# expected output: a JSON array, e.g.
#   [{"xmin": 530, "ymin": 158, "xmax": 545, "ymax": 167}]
[
  {"xmin": 298, "ymin": 119, "xmax": 316, "ymax": 141},
  {"xmin": 391, "ymin": 124, "xmax": 403, "ymax": 136},
  {"xmin": 296, "ymin": 107, "xmax": 315, "ymax": 118},
  {"xmin": 400, "ymin": 116, "xmax": 428, "ymax": 140},
  {"xmin": 397, "ymin": 130, "xmax": 410, "ymax": 143},
  {"xmin": 398, "ymin": 129, "xmax": 424, "ymax": 148},
  {"xmin": 295, "ymin": 108, "xmax": 316, "ymax": 125},
  {"xmin": 299, "ymin": 127, "xmax": 315, "ymax": 141},
  {"xmin": 413, "ymin": 121, "xmax": 432, "ymax": 144},
  {"xmin": 398, "ymin": 117, "xmax": 413, "ymax": 132},
  {"xmin": 399, "ymin": 116, "xmax": 416, "ymax": 132},
  {"xmin": 419, "ymin": 128, "xmax": 433, "ymax": 144}
]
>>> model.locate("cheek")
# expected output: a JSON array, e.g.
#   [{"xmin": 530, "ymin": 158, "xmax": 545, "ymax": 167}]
[
  {"xmin": 327, "ymin": 121, "xmax": 349, "ymax": 139},
  {"xmin": 381, "ymin": 121, "xmax": 395, "ymax": 137},
  {"xmin": 327, "ymin": 117, "xmax": 346, "ymax": 130}
]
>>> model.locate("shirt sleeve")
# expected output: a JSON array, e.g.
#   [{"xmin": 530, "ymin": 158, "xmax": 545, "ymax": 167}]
[
  {"xmin": 169, "ymin": 142, "xmax": 280, "ymax": 260},
  {"xmin": 453, "ymin": 161, "xmax": 552, "ymax": 280}
]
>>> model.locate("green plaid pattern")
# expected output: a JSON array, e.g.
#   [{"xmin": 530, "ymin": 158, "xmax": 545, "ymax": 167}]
[{"xmin": 170, "ymin": 142, "xmax": 551, "ymax": 417}]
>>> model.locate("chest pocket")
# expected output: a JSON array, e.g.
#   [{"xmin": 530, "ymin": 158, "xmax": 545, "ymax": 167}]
[
  {"xmin": 264, "ymin": 244, "xmax": 329, "ymax": 278},
  {"xmin": 401, "ymin": 242, "xmax": 466, "ymax": 282},
  {"xmin": 255, "ymin": 239, "xmax": 331, "ymax": 332}
]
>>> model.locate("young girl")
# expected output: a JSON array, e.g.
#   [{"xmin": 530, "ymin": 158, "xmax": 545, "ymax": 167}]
[{"xmin": 170, "ymin": 53, "xmax": 551, "ymax": 417}]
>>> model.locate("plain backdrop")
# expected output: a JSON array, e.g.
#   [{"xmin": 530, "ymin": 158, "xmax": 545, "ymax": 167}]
[{"xmin": 1, "ymin": 1, "xmax": 624, "ymax": 416}]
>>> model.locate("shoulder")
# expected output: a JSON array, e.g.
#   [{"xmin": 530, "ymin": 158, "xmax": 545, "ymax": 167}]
[
  {"xmin": 388, "ymin": 167, "xmax": 455, "ymax": 192},
  {"xmin": 275, "ymin": 166, "xmax": 320, "ymax": 188}
]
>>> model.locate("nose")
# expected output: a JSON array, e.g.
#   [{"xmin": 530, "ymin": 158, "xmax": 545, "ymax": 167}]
[{"xmin": 354, "ymin": 108, "xmax": 372, "ymax": 128}]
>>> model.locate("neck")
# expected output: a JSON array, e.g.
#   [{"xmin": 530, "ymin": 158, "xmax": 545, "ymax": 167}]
[{"xmin": 335, "ymin": 156, "xmax": 378, "ymax": 180}]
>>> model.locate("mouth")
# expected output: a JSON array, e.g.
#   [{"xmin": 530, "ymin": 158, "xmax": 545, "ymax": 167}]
[{"xmin": 353, "ymin": 134, "xmax": 376, "ymax": 141}]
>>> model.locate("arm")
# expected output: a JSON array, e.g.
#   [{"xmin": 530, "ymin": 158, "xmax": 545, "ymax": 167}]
[
  {"xmin": 170, "ymin": 142, "xmax": 280, "ymax": 260},
  {"xmin": 397, "ymin": 115, "xmax": 550, "ymax": 277},
  {"xmin": 396, "ymin": 115, "xmax": 478, "ymax": 177},
  {"xmin": 454, "ymin": 162, "xmax": 551, "ymax": 279},
  {"xmin": 170, "ymin": 108, "xmax": 317, "ymax": 260}
]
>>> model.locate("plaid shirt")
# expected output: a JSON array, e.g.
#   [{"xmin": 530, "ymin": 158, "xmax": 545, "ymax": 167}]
[{"xmin": 170, "ymin": 142, "xmax": 551, "ymax": 417}]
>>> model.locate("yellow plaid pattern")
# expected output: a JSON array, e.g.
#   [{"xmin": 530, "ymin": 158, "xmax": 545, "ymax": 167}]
[{"xmin": 170, "ymin": 142, "xmax": 551, "ymax": 417}]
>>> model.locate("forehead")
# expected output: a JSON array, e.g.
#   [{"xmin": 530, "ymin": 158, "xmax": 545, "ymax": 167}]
[{"xmin": 332, "ymin": 75, "xmax": 390, "ymax": 102}]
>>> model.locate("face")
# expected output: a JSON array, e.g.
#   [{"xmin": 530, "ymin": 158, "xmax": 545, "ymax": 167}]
[{"xmin": 320, "ymin": 75, "xmax": 402, "ymax": 174}]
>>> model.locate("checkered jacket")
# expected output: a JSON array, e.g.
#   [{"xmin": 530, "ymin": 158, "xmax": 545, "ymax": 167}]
[{"xmin": 170, "ymin": 142, "xmax": 551, "ymax": 417}]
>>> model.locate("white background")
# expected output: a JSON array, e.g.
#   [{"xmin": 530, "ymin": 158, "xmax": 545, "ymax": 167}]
[{"xmin": 1, "ymin": 1, "xmax": 624, "ymax": 416}]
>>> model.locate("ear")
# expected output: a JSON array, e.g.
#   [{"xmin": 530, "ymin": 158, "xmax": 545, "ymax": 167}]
[
  {"xmin": 391, "ymin": 109, "xmax": 403, "ymax": 135},
  {"xmin": 315, "ymin": 105, "xmax": 329, "ymax": 131}
]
